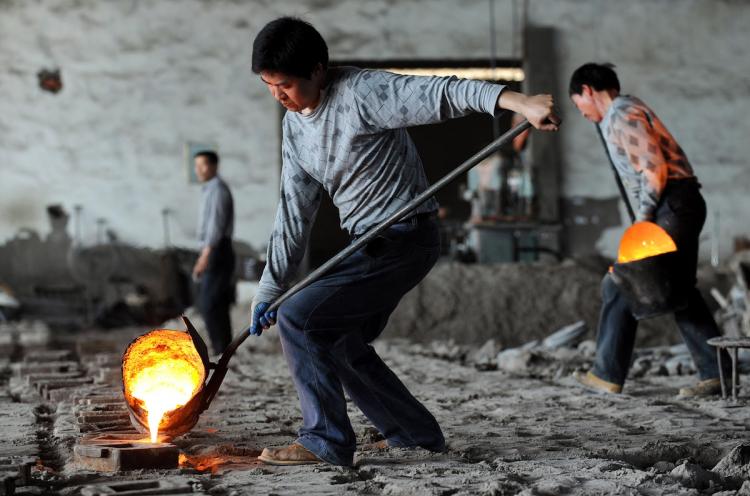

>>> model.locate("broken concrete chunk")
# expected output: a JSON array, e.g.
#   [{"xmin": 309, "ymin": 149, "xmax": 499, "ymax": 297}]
[
  {"xmin": 665, "ymin": 355, "xmax": 695, "ymax": 376},
  {"xmin": 669, "ymin": 462, "xmax": 721, "ymax": 489},
  {"xmin": 652, "ymin": 460, "xmax": 675, "ymax": 473},
  {"xmin": 542, "ymin": 320, "xmax": 588, "ymax": 350},
  {"xmin": 496, "ymin": 348, "xmax": 534, "ymax": 373},
  {"xmin": 468, "ymin": 339, "xmax": 500, "ymax": 370},
  {"xmin": 713, "ymin": 444, "xmax": 750, "ymax": 480},
  {"xmin": 577, "ymin": 339, "xmax": 596, "ymax": 358},
  {"xmin": 631, "ymin": 357, "xmax": 651, "ymax": 378},
  {"xmin": 738, "ymin": 480, "xmax": 750, "ymax": 495}
]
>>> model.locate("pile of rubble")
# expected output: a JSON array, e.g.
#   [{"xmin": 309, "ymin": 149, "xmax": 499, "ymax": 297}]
[{"xmin": 403, "ymin": 317, "xmax": 750, "ymax": 386}]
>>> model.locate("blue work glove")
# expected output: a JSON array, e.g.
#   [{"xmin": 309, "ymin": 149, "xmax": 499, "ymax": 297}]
[{"xmin": 249, "ymin": 302, "xmax": 277, "ymax": 336}]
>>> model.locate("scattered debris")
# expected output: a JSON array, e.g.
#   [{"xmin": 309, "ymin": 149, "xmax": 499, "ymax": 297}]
[
  {"xmin": 541, "ymin": 321, "xmax": 588, "ymax": 350},
  {"xmin": 669, "ymin": 461, "xmax": 722, "ymax": 489},
  {"xmin": 78, "ymin": 478, "xmax": 202, "ymax": 496},
  {"xmin": 1, "ymin": 270, "xmax": 750, "ymax": 494},
  {"xmin": 494, "ymin": 321, "xmax": 589, "ymax": 375},
  {"xmin": 468, "ymin": 339, "xmax": 501, "ymax": 370},
  {"xmin": 713, "ymin": 444, "xmax": 750, "ymax": 480}
]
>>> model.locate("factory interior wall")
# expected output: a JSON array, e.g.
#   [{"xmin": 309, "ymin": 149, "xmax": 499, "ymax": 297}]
[{"xmin": 1, "ymin": 0, "xmax": 748, "ymax": 262}]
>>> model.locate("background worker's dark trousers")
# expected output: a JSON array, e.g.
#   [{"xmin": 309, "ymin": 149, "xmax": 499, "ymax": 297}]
[
  {"xmin": 592, "ymin": 180, "xmax": 729, "ymax": 386},
  {"xmin": 276, "ymin": 219, "xmax": 445, "ymax": 467},
  {"xmin": 198, "ymin": 237, "xmax": 235, "ymax": 355}
]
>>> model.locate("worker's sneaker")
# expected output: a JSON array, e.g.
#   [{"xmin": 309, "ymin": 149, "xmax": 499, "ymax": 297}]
[
  {"xmin": 678, "ymin": 378, "xmax": 722, "ymax": 398},
  {"xmin": 573, "ymin": 370, "xmax": 623, "ymax": 394},
  {"xmin": 258, "ymin": 443, "xmax": 323, "ymax": 465}
]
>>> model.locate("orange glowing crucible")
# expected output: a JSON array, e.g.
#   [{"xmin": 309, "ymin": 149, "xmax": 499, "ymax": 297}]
[
  {"xmin": 121, "ymin": 330, "xmax": 206, "ymax": 443},
  {"xmin": 617, "ymin": 221, "xmax": 677, "ymax": 264}
]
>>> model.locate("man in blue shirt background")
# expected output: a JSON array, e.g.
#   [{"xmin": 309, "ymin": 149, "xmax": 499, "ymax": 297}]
[{"xmin": 193, "ymin": 150, "xmax": 235, "ymax": 355}]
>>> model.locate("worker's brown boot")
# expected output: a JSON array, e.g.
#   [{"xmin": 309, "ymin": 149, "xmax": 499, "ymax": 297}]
[
  {"xmin": 678, "ymin": 378, "xmax": 722, "ymax": 398},
  {"xmin": 258, "ymin": 443, "xmax": 323, "ymax": 465},
  {"xmin": 573, "ymin": 370, "xmax": 623, "ymax": 394}
]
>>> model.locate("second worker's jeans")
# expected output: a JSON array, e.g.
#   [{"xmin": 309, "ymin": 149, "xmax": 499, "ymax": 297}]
[{"xmin": 276, "ymin": 218, "xmax": 445, "ymax": 466}]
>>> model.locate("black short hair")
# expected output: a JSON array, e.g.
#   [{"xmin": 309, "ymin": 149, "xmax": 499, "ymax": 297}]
[
  {"xmin": 569, "ymin": 63, "xmax": 620, "ymax": 96},
  {"xmin": 251, "ymin": 17, "xmax": 328, "ymax": 79},
  {"xmin": 194, "ymin": 150, "xmax": 219, "ymax": 167}
]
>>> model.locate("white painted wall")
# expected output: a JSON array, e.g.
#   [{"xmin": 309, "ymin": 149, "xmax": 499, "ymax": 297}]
[{"xmin": 1, "ymin": 0, "xmax": 748, "ymax": 259}]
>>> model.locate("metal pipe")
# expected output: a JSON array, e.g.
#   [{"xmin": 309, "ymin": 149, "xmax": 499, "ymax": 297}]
[
  {"xmin": 595, "ymin": 124, "xmax": 635, "ymax": 223},
  {"xmin": 198, "ymin": 120, "xmax": 535, "ymax": 412}
]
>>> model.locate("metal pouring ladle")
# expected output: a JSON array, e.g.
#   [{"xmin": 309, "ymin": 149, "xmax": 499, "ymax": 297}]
[{"xmin": 125, "ymin": 120, "xmax": 535, "ymax": 437}]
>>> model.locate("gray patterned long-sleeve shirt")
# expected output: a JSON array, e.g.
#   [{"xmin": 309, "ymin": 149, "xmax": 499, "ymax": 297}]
[
  {"xmin": 197, "ymin": 175, "xmax": 234, "ymax": 248},
  {"xmin": 599, "ymin": 95, "xmax": 694, "ymax": 221},
  {"xmin": 255, "ymin": 67, "xmax": 505, "ymax": 303}
]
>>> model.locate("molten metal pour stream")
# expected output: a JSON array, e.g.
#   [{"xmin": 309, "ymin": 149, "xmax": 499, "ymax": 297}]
[
  {"xmin": 130, "ymin": 359, "xmax": 202, "ymax": 442},
  {"xmin": 123, "ymin": 330, "xmax": 206, "ymax": 443}
]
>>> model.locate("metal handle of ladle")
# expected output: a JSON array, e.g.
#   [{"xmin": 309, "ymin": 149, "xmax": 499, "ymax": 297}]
[{"xmin": 199, "ymin": 119, "xmax": 535, "ymax": 411}]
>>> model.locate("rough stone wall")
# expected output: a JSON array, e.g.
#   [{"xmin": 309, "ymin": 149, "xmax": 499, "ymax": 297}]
[{"xmin": 1, "ymin": 0, "xmax": 748, "ymax": 260}]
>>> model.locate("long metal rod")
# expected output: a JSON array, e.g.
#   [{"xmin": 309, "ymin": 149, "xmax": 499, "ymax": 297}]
[
  {"xmin": 267, "ymin": 119, "xmax": 533, "ymax": 313},
  {"xmin": 595, "ymin": 124, "xmax": 635, "ymax": 223},
  {"xmin": 199, "ymin": 120, "xmax": 534, "ymax": 411}
]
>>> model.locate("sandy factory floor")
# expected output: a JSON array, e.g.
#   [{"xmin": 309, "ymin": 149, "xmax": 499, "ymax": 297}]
[{"xmin": 2, "ymin": 319, "xmax": 750, "ymax": 496}]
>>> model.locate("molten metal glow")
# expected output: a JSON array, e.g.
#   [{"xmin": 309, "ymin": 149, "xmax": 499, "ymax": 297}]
[
  {"xmin": 617, "ymin": 221, "xmax": 677, "ymax": 264},
  {"xmin": 122, "ymin": 330, "xmax": 205, "ymax": 443},
  {"xmin": 130, "ymin": 359, "xmax": 201, "ymax": 442}
]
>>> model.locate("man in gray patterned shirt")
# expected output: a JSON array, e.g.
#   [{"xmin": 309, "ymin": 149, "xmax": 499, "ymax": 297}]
[
  {"xmin": 249, "ymin": 17, "xmax": 559, "ymax": 466},
  {"xmin": 569, "ymin": 63, "xmax": 727, "ymax": 398}
]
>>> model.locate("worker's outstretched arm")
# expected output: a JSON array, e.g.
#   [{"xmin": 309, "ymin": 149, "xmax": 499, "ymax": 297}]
[
  {"xmin": 352, "ymin": 69, "xmax": 505, "ymax": 130},
  {"xmin": 351, "ymin": 69, "xmax": 558, "ymax": 132}
]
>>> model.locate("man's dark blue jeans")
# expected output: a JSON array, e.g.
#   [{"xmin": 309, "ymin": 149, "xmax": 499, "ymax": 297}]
[
  {"xmin": 593, "ymin": 179, "xmax": 728, "ymax": 386},
  {"xmin": 276, "ymin": 216, "xmax": 445, "ymax": 466}
]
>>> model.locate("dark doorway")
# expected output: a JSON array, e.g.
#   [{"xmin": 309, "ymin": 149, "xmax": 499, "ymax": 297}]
[{"xmin": 301, "ymin": 59, "xmax": 523, "ymax": 270}]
